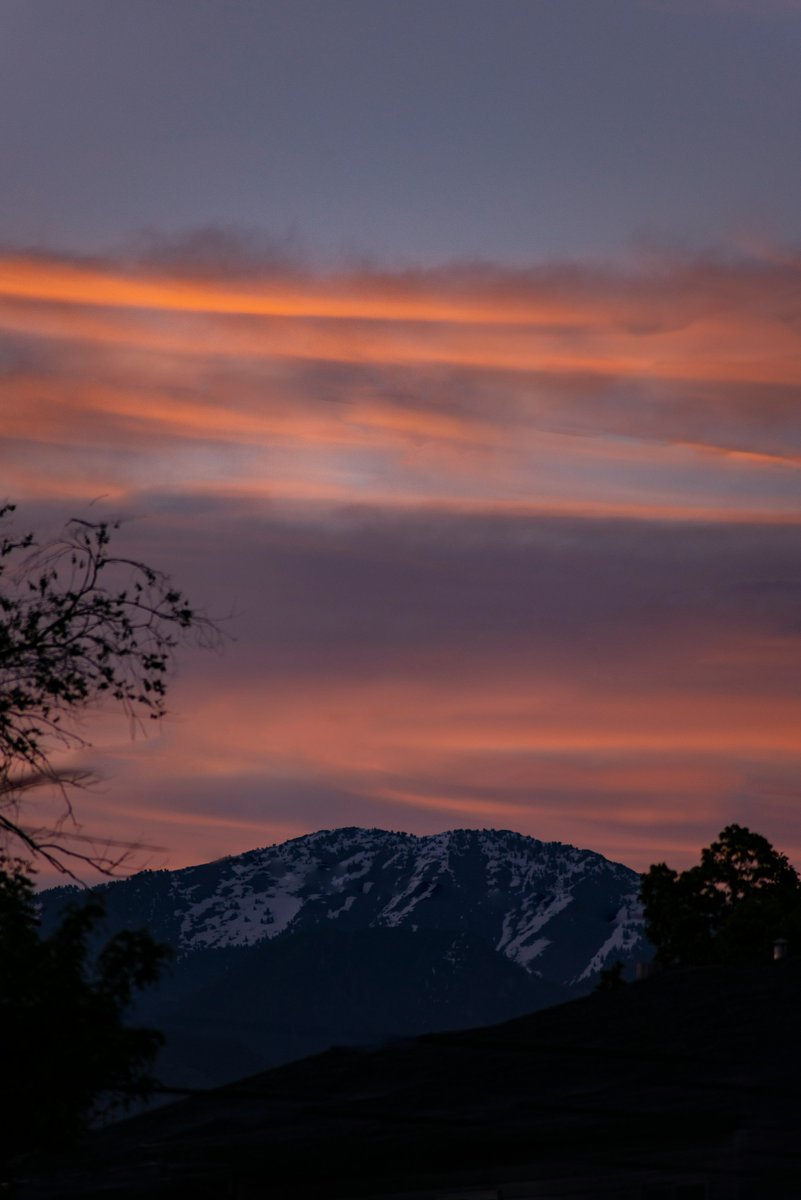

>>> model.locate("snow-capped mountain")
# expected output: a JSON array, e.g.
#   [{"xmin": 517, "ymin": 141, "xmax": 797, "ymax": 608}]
[
  {"xmin": 44, "ymin": 826, "xmax": 645, "ymax": 986},
  {"xmin": 41, "ymin": 827, "xmax": 647, "ymax": 1089}
]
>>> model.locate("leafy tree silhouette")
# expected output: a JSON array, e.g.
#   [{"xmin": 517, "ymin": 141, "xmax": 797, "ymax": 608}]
[
  {"xmin": 0, "ymin": 504, "xmax": 218, "ymax": 1177},
  {"xmin": 641, "ymin": 824, "xmax": 801, "ymax": 967},
  {"xmin": 0, "ymin": 855, "xmax": 169, "ymax": 1177}
]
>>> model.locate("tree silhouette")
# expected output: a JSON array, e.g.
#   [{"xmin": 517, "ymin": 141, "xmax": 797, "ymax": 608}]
[
  {"xmin": 0, "ymin": 504, "xmax": 218, "ymax": 875},
  {"xmin": 641, "ymin": 824, "xmax": 801, "ymax": 966},
  {"xmin": 0, "ymin": 505, "xmax": 220, "ymax": 1178},
  {"xmin": 0, "ymin": 855, "xmax": 169, "ymax": 1176}
]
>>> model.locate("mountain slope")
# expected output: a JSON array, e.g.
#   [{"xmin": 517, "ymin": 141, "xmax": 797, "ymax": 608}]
[{"xmin": 133, "ymin": 925, "xmax": 566, "ymax": 1087}]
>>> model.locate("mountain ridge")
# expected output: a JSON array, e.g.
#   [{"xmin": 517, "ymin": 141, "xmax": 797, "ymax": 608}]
[{"xmin": 43, "ymin": 825, "xmax": 645, "ymax": 984}]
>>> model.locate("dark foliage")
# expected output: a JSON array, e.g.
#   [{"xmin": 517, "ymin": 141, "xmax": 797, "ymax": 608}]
[
  {"xmin": 0, "ymin": 506, "xmax": 213, "ymax": 1177},
  {"xmin": 641, "ymin": 824, "xmax": 801, "ymax": 966},
  {"xmin": 0, "ymin": 503, "xmax": 218, "ymax": 874},
  {"xmin": 0, "ymin": 856, "xmax": 169, "ymax": 1175}
]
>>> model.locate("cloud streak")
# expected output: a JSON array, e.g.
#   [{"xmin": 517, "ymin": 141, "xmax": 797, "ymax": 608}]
[{"xmin": 5, "ymin": 248, "xmax": 801, "ymax": 517}]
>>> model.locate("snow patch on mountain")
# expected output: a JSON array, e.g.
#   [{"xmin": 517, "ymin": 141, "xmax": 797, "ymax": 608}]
[{"xmin": 178, "ymin": 864, "xmax": 311, "ymax": 948}]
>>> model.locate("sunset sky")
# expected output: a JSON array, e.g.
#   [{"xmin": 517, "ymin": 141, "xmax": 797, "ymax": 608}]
[{"xmin": 5, "ymin": 0, "xmax": 801, "ymax": 879}]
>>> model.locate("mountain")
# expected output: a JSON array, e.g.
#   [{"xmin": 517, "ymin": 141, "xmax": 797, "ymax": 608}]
[
  {"xmin": 40, "ymin": 827, "xmax": 647, "ymax": 1086},
  {"xmin": 43, "ymin": 826, "xmax": 645, "ymax": 977}
]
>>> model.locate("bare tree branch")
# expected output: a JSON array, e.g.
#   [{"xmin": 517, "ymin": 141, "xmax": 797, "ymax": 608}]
[{"xmin": 0, "ymin": 505, "xmax": 222, "ymax": 876}]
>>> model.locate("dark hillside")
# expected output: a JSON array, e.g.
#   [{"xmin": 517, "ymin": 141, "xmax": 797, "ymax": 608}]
[
  {"xmin": 133, "ymin": 926, "xmax": 563, "ymax": 1088},
  {"xmin": 20, "ymin": 959, "xmax": 801, "ymax": 1199}
]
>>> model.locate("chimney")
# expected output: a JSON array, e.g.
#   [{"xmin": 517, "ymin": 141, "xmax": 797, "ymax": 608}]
[{"xmin": 773, "ymin": 937, "xmax": 789, "ymax": 962}]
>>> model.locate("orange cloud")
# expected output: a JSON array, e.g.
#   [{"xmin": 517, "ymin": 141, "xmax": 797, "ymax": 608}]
[
  {"xmin": 4, "ymin": 249, "xmax": 801, "ymax": 523},
  {"xmin": 3, "ymin": 251, "xmax": 801, "ymax": 381},
  {"xmin": 0, "ymin": 255, "xmax": 610, "ymax": 325}
]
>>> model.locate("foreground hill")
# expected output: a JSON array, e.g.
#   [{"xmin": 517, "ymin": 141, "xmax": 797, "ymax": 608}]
[
  {"xmin": 41, "ymin": 827, "xmax": 645, "ymax": 1084},
  {"xmin": 22, "ymin": 959, "xmax": 801, "ymax": 1198}
]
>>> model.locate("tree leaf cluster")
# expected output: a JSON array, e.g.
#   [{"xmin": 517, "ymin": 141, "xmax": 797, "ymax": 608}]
[
  {"xmin": 641, "ymin": 824, "xmax": 801, "ymax": 967},
  {"xmin": 0, "ymin": 857, "xmax": 169, "ymax": 1175}
]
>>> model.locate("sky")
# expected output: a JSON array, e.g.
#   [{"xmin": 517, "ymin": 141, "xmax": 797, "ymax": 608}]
[{"xmin": 4, "ymin": 0, "xmax": 801, "ymax": 879}]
